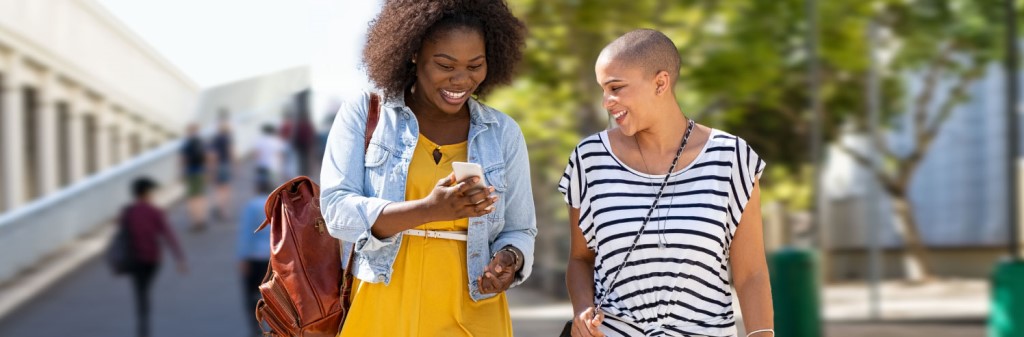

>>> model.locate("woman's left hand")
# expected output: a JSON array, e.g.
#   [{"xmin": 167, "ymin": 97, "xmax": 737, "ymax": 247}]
[{"xmin": 477, "ymin": 250, "xmax": 516, "ymax": 294}]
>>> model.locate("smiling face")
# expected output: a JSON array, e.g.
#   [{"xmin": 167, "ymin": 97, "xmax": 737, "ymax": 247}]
[
  {"xmin": 411, "ymin": 27, "xmax": 487, "ymax": 116},
  {"xmin": 595, "ymin": 54, "xmax": 668, "ymax": 137}
]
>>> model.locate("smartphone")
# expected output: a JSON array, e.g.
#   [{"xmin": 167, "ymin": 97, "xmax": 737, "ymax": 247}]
[{"xmin": 452, "ymin": 162, "xmax": 487, "ymax": 189}]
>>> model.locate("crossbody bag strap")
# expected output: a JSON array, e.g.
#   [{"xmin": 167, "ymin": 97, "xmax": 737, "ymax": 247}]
[{"xmin": 595, "ymin": 119, "xmax": 695, "ymax": 309}]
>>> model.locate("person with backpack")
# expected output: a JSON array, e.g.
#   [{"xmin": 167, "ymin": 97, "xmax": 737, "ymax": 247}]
[
  {"xmin": 120, "ymin": 177, "xmax": 188, "ymax": 337},
  {"xmin": 319, "ymin": 1, "xmax": 536, "ymax": 336}
]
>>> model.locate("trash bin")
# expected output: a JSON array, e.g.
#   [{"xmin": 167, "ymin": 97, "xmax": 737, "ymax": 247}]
[
  {"xmin": 990, "ymin": 258, "xmax": 1024, "ymax": 337},
  {"xmin": 769, "ymin": 247, "xmax": 823, "ymax": 337}
]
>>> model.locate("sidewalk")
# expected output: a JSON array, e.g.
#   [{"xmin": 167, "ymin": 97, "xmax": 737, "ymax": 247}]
[{"xmin": 505, "ymin": 279, "xmax": 989, "ymax": 337}]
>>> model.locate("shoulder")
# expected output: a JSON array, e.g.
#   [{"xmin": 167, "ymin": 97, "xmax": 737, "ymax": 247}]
[
  {"xmin": 247, "ymin": 198, "xmax": 267, "ymax": 210},
  {"xmin": 475, "ymin": 100, "xmax": 526, "ymax": 145},
  {"xmin": 573, "ymin": 132, "xmax": 605, "ymax": 154},
  {"xmin": 335, "ymin": 91, "xmax": 376, "ymax": 123},
  {"xmin": 703, "ymin": 128, "xmax": 751, "ymax": 151}
]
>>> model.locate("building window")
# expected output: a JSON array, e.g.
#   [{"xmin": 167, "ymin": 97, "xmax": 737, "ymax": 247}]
[
  {"xmin": 130, "ymin": 133, "xmax": 141, "ymax": 157},
  {"xmin": 22, "ymin": 86, "xmax": 39, "ymax": 200},
  {"xmin": 84, "ymin": 114, "xmax": 98, "ymax": 175},
  {"xmin": 57, "ymin": 101, "xmax": 71, "ymax": 187}
]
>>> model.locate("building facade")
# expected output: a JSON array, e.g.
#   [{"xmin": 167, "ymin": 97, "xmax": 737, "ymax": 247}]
[{"xmin": 0, "ymin": 0, "xmax": 198, "ymax": 212}]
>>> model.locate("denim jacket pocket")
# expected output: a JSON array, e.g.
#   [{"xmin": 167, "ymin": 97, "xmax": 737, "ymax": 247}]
[
  {"xmin": 364, "ymin": 143, "xmax": 390, "ymax": 196},
  {"xmin": 483, "ymin": 166, "xmax": 507, "ymax": 221}
]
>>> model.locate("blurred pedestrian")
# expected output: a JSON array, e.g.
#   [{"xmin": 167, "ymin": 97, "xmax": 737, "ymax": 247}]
[
  {"xmin": 237, "ymin": 171, "xmax": 273, "ymax": 337},
  {"xmin": 211, "ymin": 113, "xmax": 235, "ymax": 221},
  {"xmin": 254, "ymin": 124, "xmax": 288, "ymax": 185},
  {"xmin": 281, "ymin": 109, "xmax": 317, "ymax": 176},
  {"xmin": 180, "ymin": 123, "xmax": 210, "ymax": 231},
  {"xmin": 122, "ymin": 177, "xmax": 188, "ymax": 337}
]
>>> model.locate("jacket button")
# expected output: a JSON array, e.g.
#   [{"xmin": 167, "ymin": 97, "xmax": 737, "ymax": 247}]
[{"xmin": 376, "ymin": 275, "xmax": 386, "ymax": 282}]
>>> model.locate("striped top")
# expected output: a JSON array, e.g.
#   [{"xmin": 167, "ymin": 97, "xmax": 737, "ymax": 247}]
[{"xmin": 558, "ymin": 129, "xmax": 765, "ymax": 337}]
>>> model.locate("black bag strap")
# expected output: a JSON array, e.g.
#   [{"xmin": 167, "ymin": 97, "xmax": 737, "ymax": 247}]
[{"xmin": 595, "ymin": 119, "xmax": 695, "ymax": 309}]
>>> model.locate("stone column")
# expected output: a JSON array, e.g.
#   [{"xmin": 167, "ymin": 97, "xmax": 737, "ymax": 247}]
[{"xmin": 1, "ymin": 53, "xmax": 25, "ymax": 210}]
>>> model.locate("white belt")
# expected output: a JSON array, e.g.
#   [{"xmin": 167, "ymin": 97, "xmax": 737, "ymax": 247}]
[{"xmin": 402, "ymin": 229, "xmax": 468, "ymax": 241}]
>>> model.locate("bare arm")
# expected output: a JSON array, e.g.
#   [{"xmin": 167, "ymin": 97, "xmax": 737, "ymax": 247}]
[
  {"xmin": 566, "ymin": 206, "xmax": 605, "ymax": 337},
  {"xmin": 729, "ymin": 181, "xmax": 774, "ymax": 333}
]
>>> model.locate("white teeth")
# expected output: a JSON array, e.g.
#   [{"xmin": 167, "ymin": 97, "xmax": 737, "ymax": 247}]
[
  {"xmin": 612, "ymin": 111, "xmax": 627, "ymax": 119},
  {"xmin": 442, "ymin": 90, "xmax": 467, "ymax": 99}
]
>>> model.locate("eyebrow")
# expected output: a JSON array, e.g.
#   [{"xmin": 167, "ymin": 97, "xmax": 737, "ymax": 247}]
[
  {"xmin": 602, "ymin": 78, "xmax": 625, "ymax": 86},
  {"xmin": 433, "ymin": 54, "xmax": 486, "ymax": 62}
]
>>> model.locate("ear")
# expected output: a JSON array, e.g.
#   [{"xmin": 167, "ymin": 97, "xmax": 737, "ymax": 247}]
[{"xmin": 654, "ymin": 70, "xmax": 671, "ymax": 96}]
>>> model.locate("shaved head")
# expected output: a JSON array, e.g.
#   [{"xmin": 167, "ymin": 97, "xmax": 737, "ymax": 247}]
[{"xmin": 598, "ymin": 29, "xmax": 681, "ymax": 86}]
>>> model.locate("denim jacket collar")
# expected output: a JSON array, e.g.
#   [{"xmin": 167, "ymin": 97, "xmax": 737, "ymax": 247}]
[{"xmin": 382, "ymin": 91, "xmax": 499, "ymax": 127}]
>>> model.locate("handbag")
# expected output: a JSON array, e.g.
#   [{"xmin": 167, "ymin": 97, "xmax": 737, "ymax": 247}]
[{"xmin": 560, "ymin": 120, "xmax": 694, "ymax": 337}]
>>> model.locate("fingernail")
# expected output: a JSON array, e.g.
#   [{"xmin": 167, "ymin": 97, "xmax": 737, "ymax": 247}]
[
  {"xmin": 485, "ymin": 206, "xmax": 495, "ymax": 212},
  {"xmin": 496, "ymin": 265, "xmax": 503, "ymax": 273},
  {"xmin": 472, "ymin": 177, "xmax": 479, "ymax": 183}
]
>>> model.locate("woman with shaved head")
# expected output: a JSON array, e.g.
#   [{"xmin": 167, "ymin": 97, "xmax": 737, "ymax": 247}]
[{"xmin": 560, "ymin": 29, "xmax": 775, "ymax": 337}]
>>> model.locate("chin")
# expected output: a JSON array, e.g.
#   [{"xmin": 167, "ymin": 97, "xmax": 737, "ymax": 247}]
[{"xmin": 615, "ymin": 126, "xmax": 637, "ymax": 137}]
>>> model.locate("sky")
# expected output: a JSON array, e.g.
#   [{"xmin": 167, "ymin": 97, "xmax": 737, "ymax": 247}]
[{"xmin": 97, "ymin": 0, "xmax": 379, "ymax": 93}]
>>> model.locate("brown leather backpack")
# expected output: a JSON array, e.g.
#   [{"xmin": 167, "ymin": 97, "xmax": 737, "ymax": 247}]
[{"xmin": 254, "ymin": 93, "xmax": 380, "ymax": 336}]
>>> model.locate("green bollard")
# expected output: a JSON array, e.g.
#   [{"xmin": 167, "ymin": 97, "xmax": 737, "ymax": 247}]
[
  {"xmin": 769, "ymin": 247, "xmax": 823, "ymax": 337},
  {"xmin": 990, "ymin": 259, "xmax": 1024, "ymax": 337}
]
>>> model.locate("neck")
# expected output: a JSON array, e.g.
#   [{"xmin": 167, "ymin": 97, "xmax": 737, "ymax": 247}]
[{"xmin": 634, "ymin": 104, "xmax": 689, "ymax": 155}]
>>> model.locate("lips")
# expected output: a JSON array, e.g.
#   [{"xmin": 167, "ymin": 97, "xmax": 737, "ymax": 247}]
[
  {"xmin": 611, "ymin": 110, "xmax": 628, "ymax": 123},
  {"xmin": 440, "ymin": 89, "xmax": 469, "ymax": 105}
]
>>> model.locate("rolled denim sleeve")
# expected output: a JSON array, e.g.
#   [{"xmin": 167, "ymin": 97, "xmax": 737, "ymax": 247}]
[
  {"xmin": 489, "ymin": 121, "xmax": 537, "ymax": 288},
  {"xmin": 320, "ymin": 92, "xmax": 398, "ymax": 252}
]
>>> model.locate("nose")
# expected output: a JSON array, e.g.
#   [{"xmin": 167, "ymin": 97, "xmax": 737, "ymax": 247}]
[
  {"xmin": 602, "ymin": 92, "xmax": 616, "ymax": 110},
  {"xmin": 450, "ymin": 70, "xmax": 471, "ymax": 87}
]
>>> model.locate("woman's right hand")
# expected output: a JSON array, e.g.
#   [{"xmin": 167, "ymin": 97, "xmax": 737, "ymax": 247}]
[
  {"xmin": 572, "ymin": 307, "xmax": 605, "ymax": 337},
  {"xmin": 422, "ymin": 173, "xmax": 498, "ymax": 222}
]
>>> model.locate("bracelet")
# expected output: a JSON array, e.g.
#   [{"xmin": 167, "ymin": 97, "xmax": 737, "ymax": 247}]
[
  {"xmin": 746, "ymin": 329, "xmax": 774, "ymax": 337},
  {"xmin": 493, "ymin": 246, "xmax": 522, "ymax": 271}
]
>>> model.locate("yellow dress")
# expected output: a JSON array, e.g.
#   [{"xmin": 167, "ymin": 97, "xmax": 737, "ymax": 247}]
[{"xmin": 339, "ymin": 134, "xmax": 512, "ymax": 337}]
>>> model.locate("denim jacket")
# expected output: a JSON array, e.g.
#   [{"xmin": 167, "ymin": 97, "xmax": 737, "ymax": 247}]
[{"xmin": 320, "ymin": 91, "xmax": 537, "ymax": 301}]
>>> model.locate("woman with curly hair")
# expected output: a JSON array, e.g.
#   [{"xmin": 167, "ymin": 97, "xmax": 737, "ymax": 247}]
[{"xmin": 319, "ymin": 0, "xmax": 536, "ymax": 336}]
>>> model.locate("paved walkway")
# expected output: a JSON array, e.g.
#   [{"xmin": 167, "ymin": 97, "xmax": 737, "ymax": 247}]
[{"xmin": 0, "ymin": 161, "xmax": 990, "ymax": 337}]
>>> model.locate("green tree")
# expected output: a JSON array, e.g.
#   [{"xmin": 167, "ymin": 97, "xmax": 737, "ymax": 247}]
[
  {"xmin": 486, "ymin": 0, "xmax": 1008, "ymax": 283},
  {"xmin": 833, "ymin": 0, "xmax": 1008, "ymax": 281}
]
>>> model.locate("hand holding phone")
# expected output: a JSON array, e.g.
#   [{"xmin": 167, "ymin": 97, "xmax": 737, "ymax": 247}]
[{"xmin": 452, "ymin": 162, "xmax": 487, "ymax": 190}]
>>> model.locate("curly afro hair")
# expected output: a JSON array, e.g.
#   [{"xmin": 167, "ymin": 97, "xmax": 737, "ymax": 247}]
[{"xmin": 362, "ymin": 0, "xmax": 526, "ymax": 100}]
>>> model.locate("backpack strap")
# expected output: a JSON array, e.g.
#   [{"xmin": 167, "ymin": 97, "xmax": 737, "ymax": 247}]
[
  {"xmin": 365, "ymin": 93, "xmax": 381, "ymax": 150},
  {"xmin": 342, "ymin": 93, "xmax": 382, "ymax": 275}
]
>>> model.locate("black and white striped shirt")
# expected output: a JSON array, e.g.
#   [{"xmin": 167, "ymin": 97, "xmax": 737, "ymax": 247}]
[{"xmin": 558, "ymin": 129, "xmax": 765, "ymax": 337}]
